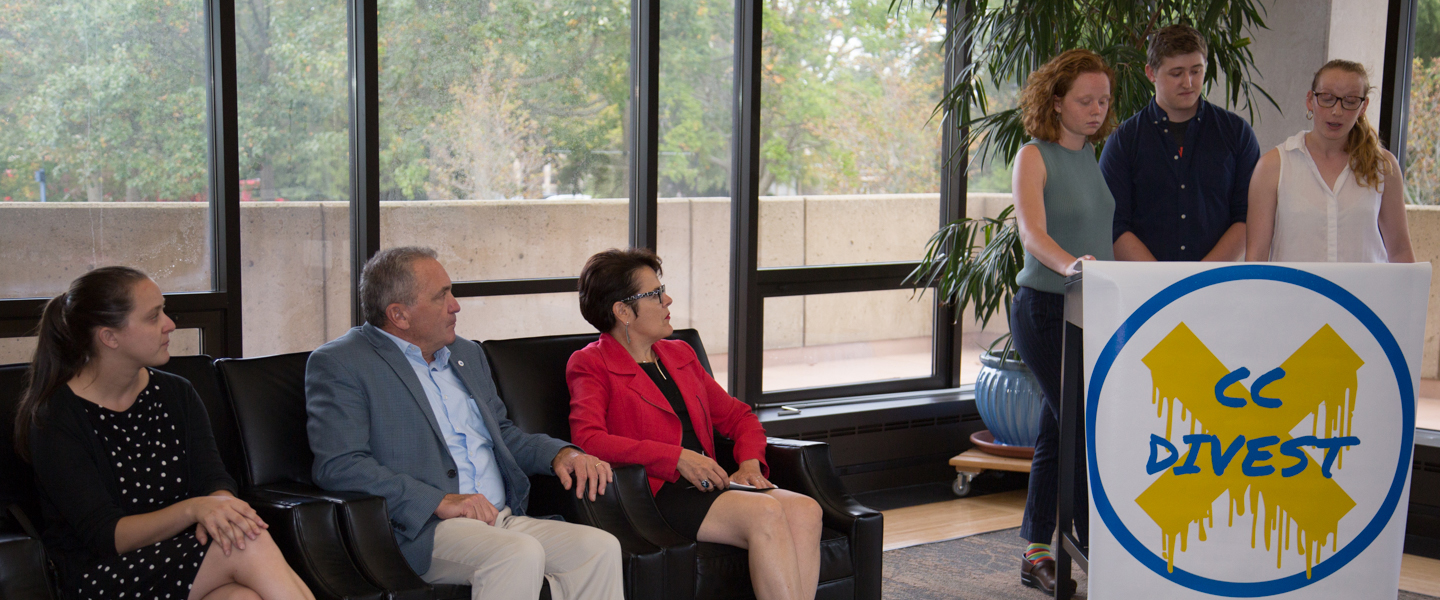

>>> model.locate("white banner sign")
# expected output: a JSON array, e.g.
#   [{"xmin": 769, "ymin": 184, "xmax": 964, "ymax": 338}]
[{"xmin": 1083, "ymin": 262, "xmax": 1430, "ymax": 599}]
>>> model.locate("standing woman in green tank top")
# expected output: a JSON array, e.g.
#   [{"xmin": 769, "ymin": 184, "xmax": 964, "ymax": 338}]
[{"xmin": 1006, "ymin": 49, "xmax": 1117, "ymax": 596}]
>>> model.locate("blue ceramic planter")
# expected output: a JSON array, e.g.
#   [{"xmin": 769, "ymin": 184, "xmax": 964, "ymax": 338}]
[{"xmin": 973, "ymin": 352, "xmax": 1043, "ymax": 447}]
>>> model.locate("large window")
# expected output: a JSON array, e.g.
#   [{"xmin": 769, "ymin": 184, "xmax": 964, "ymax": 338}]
[
  {"xmin": 0, "ymin": 330, "xmax": 205, "ymax": 365},
  {"xmin": 236, "ymin": 0, "xmax": 353, "ymax": 356},
  {"xmin": 657, "ymin": 0, "xmax": 735, "ymax": 384},
  {"xmin": 0, "ymin": 0, "xmax": 978, "ymax": 411},
  {"xmin": 1407, "ymin": 0, "xmax": 1440, "ymax": 205},
  {"xmin": 761, "ymin": 290, "xmax": 934, "ymax": 392},
  {"xmin": 0, "ymin": 0, "xmax": 214, "ymax": 299},
  {"xmin": 738, "ymin": 0, "xmax": 957, "ymax": 404},
  {"xmin": 1405, "ymin": 0, "xmax": 1440, "ymax": 436},
  {"xmin": 758, "ymin": 0, "xmax": 945, "ymax": 267},
  {"xmin": 377, "ymin": 0, "xmax": 631, "ymax": 283},
  {"xmin": 455, "ymin": 293, "xmax": 594, "ymax": 342}
]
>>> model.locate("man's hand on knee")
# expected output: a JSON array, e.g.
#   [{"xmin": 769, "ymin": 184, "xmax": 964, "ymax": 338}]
[{"xmin": 435, "ymin": 493, "xmax": 499, "ymax": 525}]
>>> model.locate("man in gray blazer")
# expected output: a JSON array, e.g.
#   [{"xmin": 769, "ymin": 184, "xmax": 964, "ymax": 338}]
[{"xmin": 306, "ymin": 246, "xmax": 623, "ymax": 600}]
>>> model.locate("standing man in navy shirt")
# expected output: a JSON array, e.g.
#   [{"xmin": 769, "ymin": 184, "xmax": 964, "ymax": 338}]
[{"xmin": 1101, "ymin": 24, "xmax": 1260, "ymax": 261}]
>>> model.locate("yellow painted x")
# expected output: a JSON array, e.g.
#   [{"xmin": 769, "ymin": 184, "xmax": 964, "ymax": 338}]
[{"xmin": 1135, "ymin": 323, "xmax": 1362, "ymax": 577}]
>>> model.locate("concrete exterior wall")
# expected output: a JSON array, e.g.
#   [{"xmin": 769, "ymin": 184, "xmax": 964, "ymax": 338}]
[
  {"xmin": 0, "ymin": 203, "xmax": 213, "ymax": 300},
  {"xmin": 238, "ymin": 202, "xmax": 353, "ymax": 356},
  {"xmin": 1327, "ymin": 0, "xmax": 1388, "ymax": 128},
  {"xmin": 1205, "ymin": 0, "xmax": 1386, "ymax": 153},
  {"xmin": 0, "ymin": 195, "xmax": 958, "ymax": 363},
  {"xmin": 1407, "ymin": 206, "xmax": 1440, "ymax": 379},
  {"xmin": 1233, "ymin": 1, "xmax": 1333, "ymax": 152},
  {"xmin": 0, "ymin": 192, "xmax": 1044, "ymax": 366},
  {"xmin": 6, "ymin": 190, "xmax": 1436, "ymax": 380}
]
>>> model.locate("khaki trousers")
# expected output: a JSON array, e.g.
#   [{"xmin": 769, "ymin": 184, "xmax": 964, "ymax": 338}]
[{"xmin": 420, "ymin": 508, "xmax": 623, "ymax": 600}]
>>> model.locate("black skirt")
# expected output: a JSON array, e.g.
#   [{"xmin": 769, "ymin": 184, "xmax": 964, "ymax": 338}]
[{"xmin": 653, "ymin": 481, "xmax": 726, "ymax": 540}]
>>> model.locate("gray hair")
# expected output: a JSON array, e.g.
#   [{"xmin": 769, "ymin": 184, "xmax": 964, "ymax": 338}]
[{"xmin": 360, "ymin": 246, "xmax": 439, "ymax": 327}]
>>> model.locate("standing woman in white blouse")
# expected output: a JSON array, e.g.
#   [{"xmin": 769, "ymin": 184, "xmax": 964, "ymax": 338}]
[{"xmin": 1246, "ymin": 59, "xmax": 1414, "ymax": 263}]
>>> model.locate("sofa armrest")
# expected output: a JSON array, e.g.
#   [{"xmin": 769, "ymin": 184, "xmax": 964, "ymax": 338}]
[
  {"xmin": 258, "ymin": 483, "xmax": 432, "ymax": 600},
  {"xmin": 762, "ymin": 437, "xmax": 884, "ymax": 600},
  {"xmin": 566, "ymin": 464, "xmax": 696, "ymax": 600},
  {"xmin": 0, "ymin": 533, "xmax": 55, "ymax": 600},
  {"xmin": 243, "ymin": 488, "xmax": 385, "ymax": 600},
  {"xmin": 526, "ymin": 475, "xmax": 581, "ymax": 524}
]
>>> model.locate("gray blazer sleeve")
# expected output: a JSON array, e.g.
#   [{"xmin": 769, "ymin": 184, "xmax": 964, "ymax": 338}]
[
  {"xmin": 463, "ymin": 344, "xmax": 573, "ymax": 477},
  {"xmin": 305, "ymin": 350, "xmax": 448, "ymax": 536}
]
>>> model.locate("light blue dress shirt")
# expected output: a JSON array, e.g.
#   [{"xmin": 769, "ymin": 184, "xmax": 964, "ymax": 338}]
[{"xmin": 377, "ymin": 329, "xmax": 507, "ymax": 509}]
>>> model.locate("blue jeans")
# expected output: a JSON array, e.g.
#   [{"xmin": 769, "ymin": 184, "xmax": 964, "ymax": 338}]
[{"xmin": 1010, "ymin": 286, "xmax": 1088, "ymax": 547}]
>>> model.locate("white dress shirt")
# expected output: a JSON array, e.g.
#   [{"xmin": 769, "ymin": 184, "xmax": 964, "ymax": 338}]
[{"xmin": 1270, "ymin": 130, "xmax": 1388, "ymax": 263}]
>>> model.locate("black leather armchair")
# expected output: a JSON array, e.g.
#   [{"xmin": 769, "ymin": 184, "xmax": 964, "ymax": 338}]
[
  {"xmin": 0, "ymin": 363, "xmax": 57, "ymax": 600},
  {"xmin": 481, "ymin": 329, "xmax": 884, "ymax": 600},
  {"xmin": 0, "ymin": 356, "xmax": 410, "ymax": 600},
  {"xmin": 214, "ymin": 352, "xmax": 444, "ymax": 600},
  {"xmin": 0, "ymin": 358, "xmax": 240, "ymax": 600}
]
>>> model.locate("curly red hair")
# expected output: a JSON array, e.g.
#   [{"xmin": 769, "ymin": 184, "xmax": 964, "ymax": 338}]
[{"xmin": 1019, "ymin": 49, "xmax": 1117, "ymax": 144}]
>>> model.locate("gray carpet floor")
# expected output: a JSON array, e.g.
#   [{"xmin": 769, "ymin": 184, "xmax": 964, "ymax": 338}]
[{"xmin": 882, "ymin": 528, "xmax": 1437, "ymax": 600}]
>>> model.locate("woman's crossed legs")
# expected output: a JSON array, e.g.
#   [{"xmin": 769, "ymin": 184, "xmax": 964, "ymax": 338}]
[
  {"xmin": 696, "ymin": 489, "xmax": 824, "ymax": 600},
  {"xmin": 188, "ymin": 530, "xmax": 313, "ymax": 600}
]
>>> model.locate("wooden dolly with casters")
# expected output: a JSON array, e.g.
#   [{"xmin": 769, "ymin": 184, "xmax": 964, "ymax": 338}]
[{"xmin": 948, "ymin": 448, "xmax": 1032, "ymax": 496}]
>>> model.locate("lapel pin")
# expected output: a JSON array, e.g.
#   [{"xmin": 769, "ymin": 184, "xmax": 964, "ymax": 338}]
[{"xmin": 457, "ymin": 360, "xmax": 465, "ymax": 367}]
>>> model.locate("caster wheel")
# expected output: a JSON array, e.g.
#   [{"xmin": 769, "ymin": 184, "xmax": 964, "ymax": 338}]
[{"xmin": 953, "ymin": 472, "xmax": 974, "ymax": 497}]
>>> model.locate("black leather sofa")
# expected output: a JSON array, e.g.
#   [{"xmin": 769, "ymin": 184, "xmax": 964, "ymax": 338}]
[
  {"xmin": 481, "ymin": 329, "xmax": 883, "ymax": 600},
  {"xmin": 0, "ymin": 357, "xmax": 399, "ymax": 600},
  {"xmin": 213, "ymin": 351, "xmax": 465, "ymax": 600},
  {"xmin": 0, "ymin": 363, "xmax": 57, "ymax": 600},
  {"xmin": 0, "ymin": 328, "xmax": 882, "ymax": 600}
]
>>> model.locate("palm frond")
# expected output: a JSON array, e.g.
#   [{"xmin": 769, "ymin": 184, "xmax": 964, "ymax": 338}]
[{"xmin": 904, "ymin": 0, "xmax": 1277, "ymax": 167}]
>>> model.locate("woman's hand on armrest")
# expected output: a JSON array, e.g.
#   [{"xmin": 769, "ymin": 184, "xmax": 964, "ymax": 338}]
[{"xmin": 676, "ymin": 449, "xmax": 730, "ymax": 492}]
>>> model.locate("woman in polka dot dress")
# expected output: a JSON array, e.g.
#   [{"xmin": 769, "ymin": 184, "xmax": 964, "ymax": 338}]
[{"xmin": 14, "ymin": 267, "xmax": 313, "ymax": 600}]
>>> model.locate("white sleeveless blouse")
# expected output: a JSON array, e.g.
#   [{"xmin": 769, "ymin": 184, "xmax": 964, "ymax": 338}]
[{"xmin": 1269, "ymin": 131, "xmax": 1387, "ymax": 262}]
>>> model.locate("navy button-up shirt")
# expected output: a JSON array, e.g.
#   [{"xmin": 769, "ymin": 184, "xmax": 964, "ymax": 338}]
[{"xmin": 1100, "ymin": 98, "xmax": 1260, "ymax": 261}]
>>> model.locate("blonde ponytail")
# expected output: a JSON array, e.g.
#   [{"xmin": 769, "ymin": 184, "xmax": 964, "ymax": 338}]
[{"xmin": 1345, "ymin": 111, "xmax": 1387, "ymax": 191}]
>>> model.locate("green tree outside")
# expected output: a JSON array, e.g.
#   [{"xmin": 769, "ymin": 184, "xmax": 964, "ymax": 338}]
[
  {"xmin": 0, "ymin": 0, "xmax": 209, "ymax": 202},
  {"xmin": 2, "ymin": 0, "xmax": 965, "ymax": 203}
]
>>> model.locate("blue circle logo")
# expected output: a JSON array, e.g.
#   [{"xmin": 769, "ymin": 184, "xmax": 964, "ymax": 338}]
[{"xmin": 1087, "ymin": 265, "xmax": 1415, "ymax": 596}]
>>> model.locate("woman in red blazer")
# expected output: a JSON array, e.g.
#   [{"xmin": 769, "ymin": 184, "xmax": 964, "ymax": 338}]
[{"xmin": 567, "ymin": 248, "xmax": 822, "ymax": 600}]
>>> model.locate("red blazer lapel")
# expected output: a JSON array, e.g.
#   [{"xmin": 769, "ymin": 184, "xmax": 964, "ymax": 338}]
[
  {"xmin": 598, "ymin": 333, "xmax": 676, "ymax": 419},
  {"xmin": 652, "ymin": 339, "xmax": 717, "ymax": 458}
]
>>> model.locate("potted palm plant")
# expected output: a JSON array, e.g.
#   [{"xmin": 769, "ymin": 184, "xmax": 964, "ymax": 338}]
[
  {"xmin": 900, "ymin": 0, "xmax": 1274, "ymax": 461},
  {"xmin": 906, "ymin": 204, "xmax": 1044, "ymax": 454}
]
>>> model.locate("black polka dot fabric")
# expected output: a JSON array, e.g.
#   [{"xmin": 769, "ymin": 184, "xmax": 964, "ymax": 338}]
[{"xmin": 69, "ymin": 373, "xmax": 207, "ymax": 598}]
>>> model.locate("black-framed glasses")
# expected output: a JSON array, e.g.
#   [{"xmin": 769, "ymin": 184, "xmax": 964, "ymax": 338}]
[
  {"xmin": 1312, "ymin": 91, "xmax": 1365, "ymax": 110},
  {"xmin": 621, "ymin": 284, "xmax": 666, "ymax": 304}
]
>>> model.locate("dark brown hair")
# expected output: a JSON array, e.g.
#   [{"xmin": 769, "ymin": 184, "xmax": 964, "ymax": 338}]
[
  {"xmin": 578, "ymin": 248, "xmax": 663, "ymax": 333},
  {"xmin": 15, "ymin": 266, "xmax": 150, "ymax": 461},
  {"xmin": 1147, "ymin": 24, "xmax": 1208, "ymax": 70},
  {"xmin": 1019, "ymin": 49, "xmax": 1117, "ymax": 144}
]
